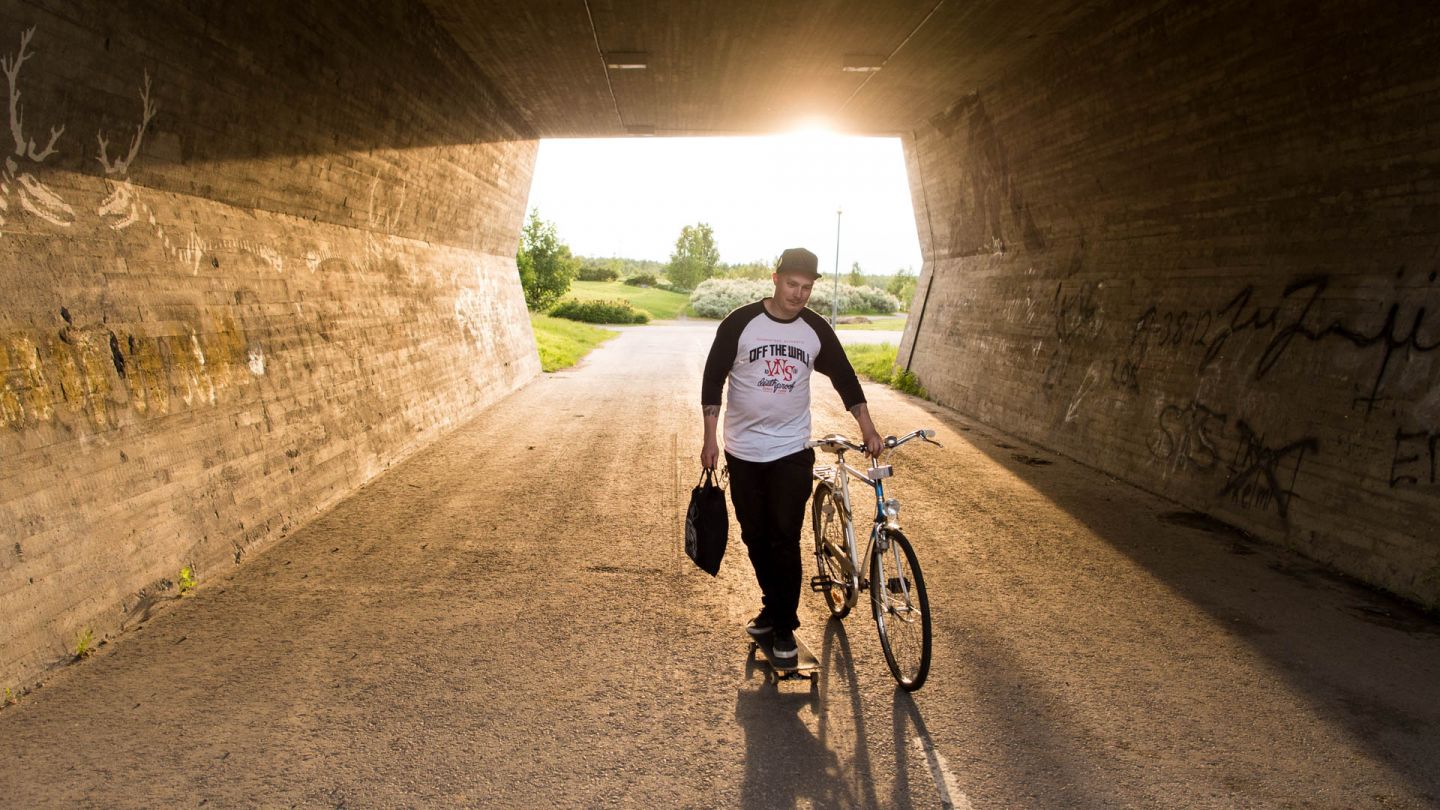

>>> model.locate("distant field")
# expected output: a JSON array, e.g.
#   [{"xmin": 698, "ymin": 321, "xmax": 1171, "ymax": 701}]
[
  {"xmin": 567, "ymin": 281, "xmax": 691, "ymax": 320},
  {"xmin": 835, "ymin": 315, "xmax": 907, "ymax": 331},
  {"xmin": 530, "ymin": 313, "xmax": 618, "ymax": 372}
]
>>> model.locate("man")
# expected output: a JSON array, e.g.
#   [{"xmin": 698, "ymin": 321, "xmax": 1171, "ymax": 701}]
[{"xmin": 700, "ymin": 247, "xmax": 883, "ymax": 658}]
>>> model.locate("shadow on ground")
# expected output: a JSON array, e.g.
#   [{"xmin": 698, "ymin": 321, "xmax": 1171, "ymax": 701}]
[{"xmin": 913, "ymin": 398, "xmax": 1440, "ymax": 804}]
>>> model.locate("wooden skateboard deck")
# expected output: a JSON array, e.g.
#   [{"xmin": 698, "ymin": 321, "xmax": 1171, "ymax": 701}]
[{"xmin": 748, "ymin": 630, "xmax": 820, "ymax": 682}]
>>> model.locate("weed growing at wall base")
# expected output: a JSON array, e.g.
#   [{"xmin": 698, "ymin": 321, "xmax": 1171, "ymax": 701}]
[
  {"xmin": 72, "ymin": 628, "xmax": 96, "ymax": 660},
  {"xmin": 178, "ymin": 566, "xmax": 196, "ymax": 595},
  {"xmin": 893, "ymin": 368, "xmax": 927, "ymax": 398}
]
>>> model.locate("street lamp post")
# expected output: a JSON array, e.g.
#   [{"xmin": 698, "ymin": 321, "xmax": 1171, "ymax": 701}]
[{"xmin": 832, "ymin": 208, "xmax": 842, "ymax": 326}]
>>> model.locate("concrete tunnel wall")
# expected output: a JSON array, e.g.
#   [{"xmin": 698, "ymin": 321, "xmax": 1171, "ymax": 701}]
[
  {"xmin": 899, "ymin": 2, "xmax": 1440, "ymax": 608},
  {"xmin": 1, "ymin": 3, "xmax": 539, "ymax": 690}
]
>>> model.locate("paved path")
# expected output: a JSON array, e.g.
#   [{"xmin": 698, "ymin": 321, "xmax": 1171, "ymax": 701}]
[{"xmin": 3, "ymin": 322, "xmax": 1438, "ymax": 808}]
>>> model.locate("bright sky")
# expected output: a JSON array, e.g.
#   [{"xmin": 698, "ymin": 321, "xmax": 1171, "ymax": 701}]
[{"xmin": 523, "ymin": 133, "xmax": 923, "ymax": 275}]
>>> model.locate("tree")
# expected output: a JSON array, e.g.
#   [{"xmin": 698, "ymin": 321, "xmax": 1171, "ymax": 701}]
[
  {"xmin": 848, "ymin": 261, "xmax": 864, "ymax": 287},
  {"xmin": 718, "ymin": 259, "xmax": 773, "ymax": 280},
  {"xmin": 887, "ymin": 266, "xmax": 917, "ymax": 310},
  {"xmin": 516, "ymin": 208, "xmax": 579, "ymax": 311},
  {"xmin": 667, "ymin": 223, "xmax": 720, "ymax": 291}
]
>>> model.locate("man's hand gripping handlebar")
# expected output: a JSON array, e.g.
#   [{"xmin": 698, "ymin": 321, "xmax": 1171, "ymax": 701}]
[{"xmin": 805, "ymin": 428, "xmax": 942, "ymax": 460}]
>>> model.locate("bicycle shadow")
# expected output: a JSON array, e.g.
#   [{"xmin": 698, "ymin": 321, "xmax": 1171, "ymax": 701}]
[{"xmin": 891, "ymin": 688, "xmax": 967, "ymax": 809}]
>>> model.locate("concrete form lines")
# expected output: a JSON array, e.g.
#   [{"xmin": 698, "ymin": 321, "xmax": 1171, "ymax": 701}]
[{"xmin": 582, "ymin": 0, "xmax": 625, "ymax": 131}]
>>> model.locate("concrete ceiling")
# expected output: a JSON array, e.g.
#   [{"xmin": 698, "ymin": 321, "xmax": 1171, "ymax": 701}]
[{"xmin": 420, "ymin": 0, "xmax": 1092, "ymax": 137}]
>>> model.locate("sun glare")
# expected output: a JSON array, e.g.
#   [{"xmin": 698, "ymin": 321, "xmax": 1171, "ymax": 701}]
[{"xmin": 787, "ymin": 118, "xmax": 835, "ymax": 137}]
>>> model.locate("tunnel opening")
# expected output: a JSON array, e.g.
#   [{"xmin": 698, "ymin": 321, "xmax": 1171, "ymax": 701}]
[{"xmin": 522, "ymin": 133, "xmax": 922, "ymax": 293}]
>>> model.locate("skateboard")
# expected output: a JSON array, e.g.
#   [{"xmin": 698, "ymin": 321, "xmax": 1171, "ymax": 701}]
[{"xmin": 747, "ymin": 630, "xmax": 820, "ymax": 683}]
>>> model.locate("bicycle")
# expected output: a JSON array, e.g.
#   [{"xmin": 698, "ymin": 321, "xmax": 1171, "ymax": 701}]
[{"xmin": 806, "ymin": 428, "xmax": 941, "ymax": 691}]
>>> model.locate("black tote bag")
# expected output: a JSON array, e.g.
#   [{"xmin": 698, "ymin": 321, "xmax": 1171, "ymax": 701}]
[{"xmin": 684, "ymin": 468, "xmax": 728, "ymax": 576}]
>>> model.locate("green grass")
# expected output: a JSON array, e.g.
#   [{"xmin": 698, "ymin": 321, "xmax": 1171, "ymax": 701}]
[
  {"xmin": 72, "ymin": 628, "xmax": 96, "ymax": 660},
  {"xmin": 568, "ymin": 280, "xmax": 692, "ymax": 320},
  {"xmin": 834, "ymin": 315, "xmax": 908, "ymax": 331},
  {"xmin": 845, "ymin": 343, "xmax": 928, "ymax": 398},
  {"xmin": 531, "ymin": 313, "xmax": 618, "ymax": 372}
]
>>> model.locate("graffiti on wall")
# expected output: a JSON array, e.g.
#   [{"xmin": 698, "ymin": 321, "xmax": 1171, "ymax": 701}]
[
  {"xmin": 1116, "ymin": 272, "xmax": 1439, "ymax": 412},
  {"xmin": 1, "ymin": 309, "xmax": 251, "ymax": 432},
  {"xmin": 1391, "ymin": 425, "xmax": 1440, "ymax": 487},
  {"xmin": 0, "ymin": 26, "xmax": 525, "ymax": 439},
  {"xmin": 0, "ymin": 28, "xmax": 72, "ymax": 228},
  {"xmin": 1145, "ymin": 396, "xmax": 1320, "ymax": 524},
  {"xmin": 1043, "ymin": 263, "xmax": 1438, "ymax": 525},
  {"xmin": 1147, "ymin": 398, "xmax": 1227, "ymax": 474},
  {"xmin": 1217, "ymin": 420, "xmax": 1319, "ymax": 522}
]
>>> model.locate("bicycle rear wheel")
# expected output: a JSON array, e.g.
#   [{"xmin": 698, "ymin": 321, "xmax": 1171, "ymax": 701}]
[
  {"xmin": 870, "ymin": 529, "xmax": 931, "ymax": 691},
  {"xmin": 811, "ymin": 483, "xmax": 854, "ymax": 619}
]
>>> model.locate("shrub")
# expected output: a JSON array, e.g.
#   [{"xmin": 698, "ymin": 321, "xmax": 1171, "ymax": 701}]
[
  {"xmin": 577, "ymin": 265, "xmax": 620, "ymax": 282},
  {"xmin": 625, "ymin": 272, "xmax": 660, "ymax": 287},
  {"xmin": 687, "ymin": 278, "xmax": 901, "ymax": 319},
  {"xmin": 689, "ymin": 279, "xmax": 770, "ymax": 318},
  {"xmin": 550, "ymin": 298, "xmax": 650, "ymax": 324},
  {"xmin": 811, "ymin": 284, "xmax": 901, "ymax": 316}
]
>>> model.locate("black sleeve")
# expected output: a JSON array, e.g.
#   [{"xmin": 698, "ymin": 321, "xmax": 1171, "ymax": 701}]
[
  {"xmin": 802, "ymin": 309, "xmax": 867, "ymax": 411},
  {"xmin": 701, "ymin": 303, "xmax": 757, "ymax": 406}
]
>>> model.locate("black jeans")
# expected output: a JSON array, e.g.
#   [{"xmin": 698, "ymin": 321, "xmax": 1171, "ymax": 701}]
[{"xmin": 726, "ymin": 447, "xmax": 815, "ymax": 633}]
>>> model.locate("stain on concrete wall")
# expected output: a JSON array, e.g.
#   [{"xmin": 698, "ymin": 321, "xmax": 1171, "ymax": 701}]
[
  {"xmin": 0, "ymin": 5, "xmax": 540, "ymax": 692},
  {"xmin": 901, "ymin": 1, "xmax": 1440, "ymax": 607}
]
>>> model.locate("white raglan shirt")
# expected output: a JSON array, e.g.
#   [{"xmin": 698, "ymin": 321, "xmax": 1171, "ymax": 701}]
[{"xmin": 701, "ymin": 301, "xmax": 866, "ymax": 463}]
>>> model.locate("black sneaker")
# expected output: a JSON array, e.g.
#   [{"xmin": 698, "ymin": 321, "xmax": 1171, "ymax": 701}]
[
  {"xmin": 746, "ymin": 611, "xmax": 774, "ymax": 637},
  {"xmin": 771, "ymin": 629, "xmax": 798, "ymax": 659}
]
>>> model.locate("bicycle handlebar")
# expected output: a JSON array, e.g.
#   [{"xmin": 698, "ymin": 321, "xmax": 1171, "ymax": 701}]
[{"xmin": 805, "ymin": 428, "xmax": 941, "ymax": 455}]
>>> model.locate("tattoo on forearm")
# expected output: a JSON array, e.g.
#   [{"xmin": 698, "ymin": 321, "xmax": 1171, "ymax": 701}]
[{"xmin": 703, "ymin": 405, "xmax": 720, "ymax": 418}]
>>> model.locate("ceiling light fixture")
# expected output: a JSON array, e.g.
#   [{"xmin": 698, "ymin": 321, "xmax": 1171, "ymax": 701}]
[
  {"xmin": 842, "ymin": 54, "xmax": 885, "ymax": 73},
  {"xmin": 605, "ymin": 52, "xmax": 649, "ymax": 70}
]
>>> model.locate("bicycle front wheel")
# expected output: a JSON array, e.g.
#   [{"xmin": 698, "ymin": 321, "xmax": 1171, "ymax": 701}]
[
  {"xmin": 811, "ymin": 483, "xmax": 854, "ymax": 619},
  {"xmin": 870, "ymin": 529, "xmax": 931, "ymax": 691}
]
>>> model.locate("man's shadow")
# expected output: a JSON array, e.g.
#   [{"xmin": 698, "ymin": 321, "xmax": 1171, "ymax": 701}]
[{"xmin": 734, "ymin": 620, "xmax": 882, "ymax": 809}]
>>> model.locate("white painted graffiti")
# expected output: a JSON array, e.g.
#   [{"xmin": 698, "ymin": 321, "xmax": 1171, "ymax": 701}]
[
  {"xmin": 96, "ymin": 71, "xmax": 157, "ymax": 230},
  {"xmin": 0, "ymin": 27, "xmax": 72, "ymax": 228}
]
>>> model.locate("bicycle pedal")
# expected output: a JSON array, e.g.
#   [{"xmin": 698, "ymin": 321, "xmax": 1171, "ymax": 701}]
[{"xmin": 809, "ymin": 576, "xmax": 831, "ymax": 592}]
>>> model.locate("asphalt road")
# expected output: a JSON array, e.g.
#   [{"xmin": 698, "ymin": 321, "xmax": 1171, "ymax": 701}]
[{"xmin": 2, "ymin": 322, "xmax": 1438, "ymax": 808}]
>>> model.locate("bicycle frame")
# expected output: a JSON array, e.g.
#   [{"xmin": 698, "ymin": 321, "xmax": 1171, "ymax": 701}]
[
  {"xmin": 813, "ymin": 448, "xmax": 896, "ymax": 612},
  {"xmin": 810, "ymin": 429, "xmax": 937, "ymax": 609}
]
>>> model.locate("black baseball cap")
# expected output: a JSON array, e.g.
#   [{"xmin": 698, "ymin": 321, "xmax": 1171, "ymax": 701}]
[{"xmin": 775, "ymin": 247, "xmax": 821, "ymax": 279}]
